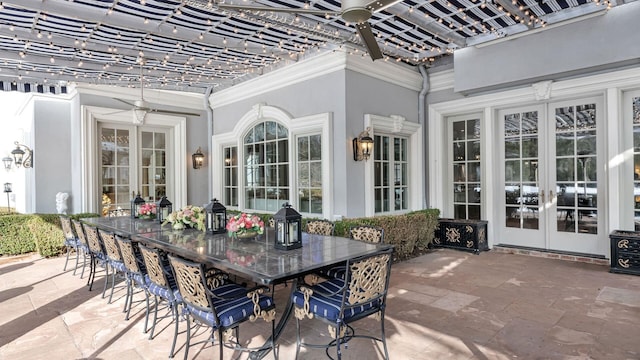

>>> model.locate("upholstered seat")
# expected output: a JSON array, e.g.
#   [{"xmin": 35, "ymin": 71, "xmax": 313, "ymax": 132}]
[
  {"xmin": 321, "ymin": 225, "xmax": 385, "ymax": 280},
  {"xmin": 81, "ymin": 223, "xmax": 110, "ymax": 296},
  {"xmin": 292, "ymin": 247, "xmax": 393, "ymax": 360},
  {"xmin": 138, "ymin": 243, "xmax": 183, "ymax": 359},
  {"xmin": 168, "ymin": 254, "xmax": 277, "ymax": 360},
  {"xmin": 115, "ymin": 235, "xmax": 150, "ymax": 325},
  {"xmin": 60, "ymin": 215, "xmax": 88, "ymax": 276},
  {"xmin": 305, "ymin": 219, "xmax": 335, "ymax": 236},
  {"xmin": 99, "ymin": 229, "xmax": 128, "ymax": 304}
]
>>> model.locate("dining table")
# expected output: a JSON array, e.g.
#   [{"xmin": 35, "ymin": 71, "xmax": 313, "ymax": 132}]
[{"xmin": 81, "ymin": 216, "xmax": 393, "ymax": 359}]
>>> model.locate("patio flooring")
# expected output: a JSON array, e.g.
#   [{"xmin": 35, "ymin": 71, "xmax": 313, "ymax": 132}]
[{"xmin": 1, "ymin": 248, "xmax": 640, "ymax": 359}]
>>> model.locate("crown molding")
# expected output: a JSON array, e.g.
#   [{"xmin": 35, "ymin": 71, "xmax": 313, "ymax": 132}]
[
  {"xmin": 73, "ymin": 83, "xmax": 205, "ymax": 111},
  {"xmin": 209, "ymin": 52, "xmax": 422, "ymax": 109},
  {"xmin": 428, "ymin": 69, "xmax": 455, "ymax": 92}
]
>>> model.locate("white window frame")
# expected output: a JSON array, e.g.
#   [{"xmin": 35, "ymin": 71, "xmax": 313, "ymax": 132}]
[
  {"xmin": 81, "ymin": 105, "xmax": 187, "ymax": 213},
  {"xmin": 212, "ymin": 104, "xmax": 333, "ymax": 218},
  {"xmin": 363, "ymin": 114, "xmax": 422, "ymax": 217}
]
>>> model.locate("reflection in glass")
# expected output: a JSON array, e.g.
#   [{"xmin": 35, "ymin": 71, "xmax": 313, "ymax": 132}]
[
  {"xmin": 555, "ymin": 106, "xmax": 574, "ymax": 131},
  {"xmin": 504, "ymin": 113, "xmax": 520, "ymax": 137},
  {"xmin": 453, "ymin": 121, "xmax": 465, "ymax": 140}
]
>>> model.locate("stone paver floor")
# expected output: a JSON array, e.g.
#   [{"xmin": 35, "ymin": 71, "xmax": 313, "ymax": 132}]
[{"xmin": 2, "ymin": 249, "xmax": 640, "ymax": 359}]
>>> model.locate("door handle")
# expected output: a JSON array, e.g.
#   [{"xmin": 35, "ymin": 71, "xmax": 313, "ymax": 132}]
[
  {"xmin": 540, "ymin": 191, "xmax": 545, "ymax": 204},
  {"xmin": 549, "ymin": 190, "xmax": 554, "ymax": 200}
]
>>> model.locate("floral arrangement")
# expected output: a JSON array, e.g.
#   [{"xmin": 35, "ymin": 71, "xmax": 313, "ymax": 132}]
[
  {"xmin": 138, "ymin": 203, "xmax": 157, "ymax": 219},
  {"xmin": 226, "ymin": 213, "xmax": 265, "ymax": 237},
  {"xmin": 163, "ymin": 205, "xmax": 205, "ymax": 231}
]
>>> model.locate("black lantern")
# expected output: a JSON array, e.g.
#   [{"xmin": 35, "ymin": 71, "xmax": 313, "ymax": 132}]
[
  {"xmin": 205, "ymin": 198, "xmax": 227, "ymax": 234},
  {"xmin": 130, "ymin": 192, "xmax": 145, "ymax": 219},
  {"xmin": 156, "ymin": 196, "xmax": 172, "ymax": 223},
  {"xmin": 273, "ymin": 203, "xmax": 302, "ymax": 251},
  {"xmin": 3, "ymin": 183, "xmax": 11, "ymax": 213}
]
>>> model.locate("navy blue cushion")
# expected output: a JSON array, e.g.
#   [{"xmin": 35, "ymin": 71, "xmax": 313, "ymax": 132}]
[
  {"xmin": 109, "ymin": 260, "xmax": 127, "ymax": 273},
  {"xmin": 319, "ymin": 265, "xmax": 346, "ymax": 280},
  {"xmin": 184, "ymin": 283, "xmax": 274, "ymax": 329},
  {"xmin": 64, "ymin": 237, "xmax": 79, "ymax": 247},
  {"xmin": 130, "ymin": 273, "xmax": 146, "ymax": 287},
  {"xmin": 292, "ymin": 278, "xmax": 380, "ymax": 322},
  {"xmin": 145, "ymin": 274, "xmax": 181, "ymax": 303}
]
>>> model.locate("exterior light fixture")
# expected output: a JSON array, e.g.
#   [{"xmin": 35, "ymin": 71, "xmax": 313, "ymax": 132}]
[
  {"xmin": 3, "ymin": 182, "xmax": 11, "ymax": 213},
  {"xmin": 204, "ymin": 198, "xmax": 227, "ymax": 234},
  {"xmin": 2, "ymin": 156, "xmax": 12, "ymax": 171},
  {"xmin": 156, "ymin": 196, "xmax": 172, "ymax": 223},
  {"xmin": 352, "ymin": 127, "xmax": 374, "ymax": 161},
  {"xmin": 9, "ymin": 141, "xmax": 33, "ymax": 168},
  {"xmin": 130, "ymin": 192, "xmax": 145, "ymax": 219},
  {"xmin": 192, "ymin": 147, "xmax": 205, "ymax": 169},
  {"xmin": 273, "ymin": 202, "xmax": 302, "ymax": 251}
]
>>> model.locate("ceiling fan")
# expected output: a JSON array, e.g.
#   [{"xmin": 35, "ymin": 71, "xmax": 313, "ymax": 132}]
[
  {"xmin": 113, "ymin": 65, "xmax": 200, "ymax": 123},
  {"xmin": 208, "ymin": 0, "xmax": 403, "ymax": 60}
]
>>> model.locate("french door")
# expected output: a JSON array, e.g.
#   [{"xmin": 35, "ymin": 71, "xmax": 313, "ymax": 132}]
[
  {"xmin": 499, "ymin": 96, "xmax": 606, "ymax": 255},
  {"xmin": 99, "ymin": 123, "xmax": 171, "ymax": 216}
]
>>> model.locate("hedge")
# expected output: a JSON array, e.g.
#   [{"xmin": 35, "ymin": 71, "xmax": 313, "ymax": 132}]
[
  {"xmin": 231, "ymin": 208, "xmax": 440, "ymax": 261},
  {"xmin": 1, "ymin": 209, "xmax": 439, "ymax": 261},
  {"xmin": 0, "ymin": 213, "xmax": 99, "ymax": 257}
]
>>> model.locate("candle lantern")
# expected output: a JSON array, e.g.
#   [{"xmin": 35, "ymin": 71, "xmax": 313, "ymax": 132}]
[
  {"xmin": 273, "ymin": 202, "xmax": 302, "ymax": 251},
  {"xmin": 130, "ymin": 193, "xmax": 145, "ymax": 219},
  {"xmin": 156, "ymin": 196, "xmax": 172, "ymax": 223},
  {"xmin": 205, "ymin": 198, "xmax": 227, "ymax": 234}
]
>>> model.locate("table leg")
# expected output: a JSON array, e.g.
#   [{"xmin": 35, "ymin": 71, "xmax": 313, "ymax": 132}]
[{"xmin": 249, "ymin": 278, "xmax": 298, "ymax": 360}]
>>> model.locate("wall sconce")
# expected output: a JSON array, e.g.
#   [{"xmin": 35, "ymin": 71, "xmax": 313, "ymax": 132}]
[
  {"xmin": 6, "ymin": 142, "xmax": 33, "ymax": 169},
  {"xmin": 192, "ymin": 147, "xmax": 204, "ymax": 169},
  {"xmin": 352, "ymin": 127, "xmax": 374, "ymax": 161}
]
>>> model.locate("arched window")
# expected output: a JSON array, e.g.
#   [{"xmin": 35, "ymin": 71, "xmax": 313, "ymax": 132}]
[{"xmin": 243, "ymin": 121, "xmax": 289, "ymax": 211}]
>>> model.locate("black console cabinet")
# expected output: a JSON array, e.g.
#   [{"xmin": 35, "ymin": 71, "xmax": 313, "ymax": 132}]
[
  {"xmin": 433, "ymin": 218, "xmax": 488, "ymax": 254},
  {"xmin": 610, "ymin": 230, "xmax": 640, "ymax": 275}
]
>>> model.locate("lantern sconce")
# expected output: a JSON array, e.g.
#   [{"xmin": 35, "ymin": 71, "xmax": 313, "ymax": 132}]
[
  {"xmin": 192, "ymin": 147, "xmax": 205, "ymax": 169},
  {"xmin": 352, "ymin": 127, "xmax": 374, "ymax": 161},
  {"xmin": 5, "ymin": 141, "xmax": 33, "ymax": 169}
]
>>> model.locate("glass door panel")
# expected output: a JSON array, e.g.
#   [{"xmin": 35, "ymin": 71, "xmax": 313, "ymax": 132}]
[{"xmin": 100, "ymin": 126, "xmax": 131, "ymax": 217}]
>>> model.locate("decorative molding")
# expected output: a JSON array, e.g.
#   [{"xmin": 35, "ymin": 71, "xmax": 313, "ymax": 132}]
[
  {"xmin": 428, "ymin": 69, "xmax": 455, "ymax": 92},
  {"xmin": 212, "ymin": 104, "xmax": 334, "ymax": 218},
  {"xmin": 532, "ymin": 80, "xmax": 553, "ymax": 100},
  {"xmin": 74, "ymin": 83, "xmax": 205, "ymax": 111},
  {"xmin": 209, "ymin": 52, "xmax": 422, "ymax": 109},
  {"xmin": 81, "ymin": 105, "xmax": 187, "ymax": 213},
  {"xmin": 363, "ymin": 114, "xmax": 423, "ymax": 217}
]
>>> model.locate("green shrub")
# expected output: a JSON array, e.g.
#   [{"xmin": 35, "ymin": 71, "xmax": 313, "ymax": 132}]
[
  {"xmin": 332, "ymin": 209, "xmax": 440, "ymax": 260},
  {"xmin": 0, "ymin": 213, "xmax": 100, "ymax": 257}
]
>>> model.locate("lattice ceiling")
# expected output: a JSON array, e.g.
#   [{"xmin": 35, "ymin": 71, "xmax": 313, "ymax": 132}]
[{"xmin": 0, "ymin": 0, "xmax": 627, "ymax": 93}]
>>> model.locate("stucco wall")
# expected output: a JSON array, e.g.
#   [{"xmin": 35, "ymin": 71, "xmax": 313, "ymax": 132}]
[{"xmin": 34, "ymin": 99, "xmax": 72, "ymax": 213}]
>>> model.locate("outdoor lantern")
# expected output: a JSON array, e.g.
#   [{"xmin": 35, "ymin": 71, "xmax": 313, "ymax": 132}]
[
  {"xmin": 156, "ymin": 196, "xmax": 172, "ymax": 223},
  {"xmin": 192, "ymin": 147, "xmax": 205, "ymax": 169},
  {"xmin": 205, "ymin": 198, "xmax": 227, "ymax": 234},
  {"xmin": 273, "ymin": 202, "xmax": 302, "ymax": 251},
  {"xmin": 130, "ymin": 193, "xmax": 145, "ymax": 219},
  {"xmin": 3, "ymin": 183, "xmax": 11, "ymax": 213},
  {"xmin": 2, "ymin": 157, "xmax": 11, "ymax": 171},
  {"xmin": 352, "ymin": 127, "xmax": 374, "ymax": 161}
]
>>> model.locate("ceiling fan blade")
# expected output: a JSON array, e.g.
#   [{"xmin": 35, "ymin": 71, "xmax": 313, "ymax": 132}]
[
  {"xmin": 366, "ymin": 0, "xmax": 403, "ymax": 13},
  {"xmin": 356, "ymin": 22, "xmax": 383, "ymax": 60},
  {"xmin": 114, "ymin": 98, "xmax": 135, "ymax": 107},
  {"xmin": 151, "ymin": 109, "xmax": 201, "ymax": 117},
  {"xmin": 215, "ymin": 3, "xmax": 339, "ymax": 16}
]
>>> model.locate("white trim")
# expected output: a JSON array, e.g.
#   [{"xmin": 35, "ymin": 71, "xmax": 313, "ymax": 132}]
[
  {"xmin": 212, "ymin": 104, "xmax": 334, "ymax": 218},
  {"xmin": 81, "ymin": 105, "xmax": 187, "ymax": 213},
  {"xmin": 74, "ymin": 83, "xmax": 205, "ymax": 111},
  {"xmin": 364, "ymin": 114, "xmax": 423, "ymax": 217},
  {"xmin": 428, "ymin": 69, "xmax": 455, "ymax": 92},
  {"xmin": 209, "ymin": 52, "xmax": 422, "ymax": 109}
]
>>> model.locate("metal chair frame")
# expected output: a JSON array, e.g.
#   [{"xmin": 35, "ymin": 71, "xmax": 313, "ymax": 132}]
[
  {"xmin": 99, "ymin": 229, "xmax": 128, "ymax": 304},
  {"xmin": 116, "ymin": 236, "xmax": 151, "ymax": 327},
  {"xmin": 82, "ymin": 224, "xmax": 110, "ymax": 296},
  {"xmin": 293, "ymin": 247, "xmax": 393, "ymax": 360},
  {"xmin": 167, "ymin": 254, "xmax": 278, "ymax": 360},
  {"xmin": 60, "ymin": 215, "xmax": 87, "ymax": 275},
  {"xmin": 138, "ymin": 243, "xmax": 183, "ymax": 359},
  {"xmin": 306, "ymin": 219, "xmax": 335, "ymax": 236}
]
